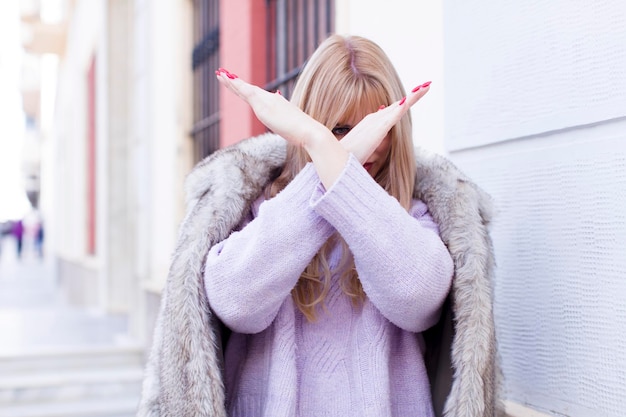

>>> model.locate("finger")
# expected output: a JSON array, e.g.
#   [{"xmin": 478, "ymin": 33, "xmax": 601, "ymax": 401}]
[
  {"xmin": 216, "ymin": 70, "xmax": 259, "ymax": 101},
  {"xmin": 215, "ymin": 69, "xmax": 244, "ymax": 91},
  {"xmin": 216, "ymin": 77, "xmax": 249, "ymax": 103},
  {"xmin": 215, "ymin": 68, "xmax": 242, "ymax": 95},
  {"xmin": 374, "ymin": 81, "xmax": 431, "ymax": 121},
  {"xmin": 405, "ymin": 81, "xmax": 431, "ymax": 106},
  {"xmin": 375, "ymin": 81, "xmax": 431, "ymax": 116},
  {"xmin": 217, "ymin": 68, "xmax": 238, "ymax": 79},
  {"xmin": 411, "ymin": 81, "xmax": 431, "ymax": 93}
]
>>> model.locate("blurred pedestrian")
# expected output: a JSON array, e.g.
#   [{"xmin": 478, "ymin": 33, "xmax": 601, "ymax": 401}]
[
  {"xmin": 34, "ymin": 220, "xmax": 44, "ymax": 258},
  {"xmin": 12, "ymin": 219, "xmax": 24, "ymax": 259}
]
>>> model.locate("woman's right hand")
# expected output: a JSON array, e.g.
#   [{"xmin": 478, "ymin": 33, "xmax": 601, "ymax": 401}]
[
  {"xmin": 217, "ymin": 68, "xmax": 350, "ymax": 189},
  {"xmin": 216, "ymin": 69, "xmax": 331, "ymax": 149}
]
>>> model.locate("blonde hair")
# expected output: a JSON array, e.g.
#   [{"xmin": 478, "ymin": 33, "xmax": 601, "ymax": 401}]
[{"xmin": 266, "ymin": 34, "xmax": 417, "ymax": 321}]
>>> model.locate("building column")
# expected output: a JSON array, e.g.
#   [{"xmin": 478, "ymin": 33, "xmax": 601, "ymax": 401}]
[{"xmin": 106, "ymin": 0, "xmax": 134, "ymax": 314}]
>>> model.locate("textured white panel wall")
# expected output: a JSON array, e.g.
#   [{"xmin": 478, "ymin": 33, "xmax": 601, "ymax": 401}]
[
  {"xmin": 444, "ymin": 1, "xmax": 626, "ymax": 415},
  {"xmin": 452, "ymin": 124, "xmax": 626, "ymax": 416},
  {"xmin": 444, "ymin": 0, "xmax": 626, "ymax": 150}
]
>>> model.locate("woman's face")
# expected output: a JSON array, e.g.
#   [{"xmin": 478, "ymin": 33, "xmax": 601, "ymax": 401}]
[
  {"xmin": 331, "ymin": 119, "xmax": 391, "ymax": 178},
  {"xmin": 364, "ymin": 133, "xmax": 391, "ymax": 177}
]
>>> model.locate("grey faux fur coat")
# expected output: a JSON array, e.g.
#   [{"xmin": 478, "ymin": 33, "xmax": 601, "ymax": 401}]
[{"xmin": 137, "ymin": 133, "xmax": 502, "ymax": 417}]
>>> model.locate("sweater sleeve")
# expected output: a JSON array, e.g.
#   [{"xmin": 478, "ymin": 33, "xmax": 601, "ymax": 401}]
[
  {"xmin": 204, "ymin": 163, "xmax": 335, "ymax": 334},
  {"xmin": 310, "ymin": 154, "xmax": 454, "ymax": 333}
]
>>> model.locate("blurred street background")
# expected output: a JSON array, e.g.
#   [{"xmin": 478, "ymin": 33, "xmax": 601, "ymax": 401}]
[
  {"xmin": 0, "ymin": 0, "xmax": 625, "ymax": 416},
  {"xmin": 0, "ymin": 234, "xmax": 143, "ymax": 417}
]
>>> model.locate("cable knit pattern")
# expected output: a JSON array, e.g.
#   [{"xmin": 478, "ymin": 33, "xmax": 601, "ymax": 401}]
[
  {"xmin": 205, "ymin": 163, "xmax": 334, "ymax": 334},
  {"xmin": 205, "ymin": 154, "xmax": 453, "ymax": 417},
  {"xmin": 311, "ymin": 154, "xmax": 454, "ymax": 332},
  {"xmin": 138, "ymin": 133, "xmax": 502, "ymax": 417}
]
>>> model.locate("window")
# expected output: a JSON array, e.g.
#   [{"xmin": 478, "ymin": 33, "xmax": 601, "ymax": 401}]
[
  {"xmin": 266, "ymin": 0, "xmax": 334, "ymax": 98},
  {"xmin": 190, "ymin": 0, "xmax": 334, "ymax": 161},
  {"xmin": 191, "ymin": 0, "xmax": 220, "ymax": 162}
]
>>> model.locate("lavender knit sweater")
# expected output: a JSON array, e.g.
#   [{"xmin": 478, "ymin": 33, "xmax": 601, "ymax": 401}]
[{"xmin": 204, "ymin": 154, "xmax": 454, "ymax": 417}]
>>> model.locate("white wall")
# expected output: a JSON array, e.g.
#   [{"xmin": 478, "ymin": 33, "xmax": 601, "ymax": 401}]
[
  {"xmin": 50, "ymin": 0, "xmax": 111, "ymax": 309},
  {"xmin": 132, "ymin": 0, "xmax": 193, "ymax": 341},
  {"xmin": 132, "ymin": 0, "xmax": 193, "ymax": 295},
  {"xmin": 335, "ymin": 0, "xmax": 446, "ymax": 154},
  {"xmin": 0, "ymin": 1, "xmax": 31, "ymax": 222},
  {"xmin": 444, "ymin": 1, "xmax": 626, "ymax": 415},
  {"xmin": 54, "ymin": 0, "xmax": 103, "ymax": 264},
  {"xmin": 52, "ymin": 0, "xmax": 192, "ymax": 324}
]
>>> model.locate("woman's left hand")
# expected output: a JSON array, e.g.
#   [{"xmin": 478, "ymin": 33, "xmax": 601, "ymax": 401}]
[{"xmin": 339, "ymin": 82, "xmax": 431, "ymax": 164}]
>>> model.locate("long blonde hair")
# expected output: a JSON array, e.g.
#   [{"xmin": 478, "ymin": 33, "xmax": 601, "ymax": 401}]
[{"xmin": 266, "ymin": 34, "xmax": 417, "ymax": 321}]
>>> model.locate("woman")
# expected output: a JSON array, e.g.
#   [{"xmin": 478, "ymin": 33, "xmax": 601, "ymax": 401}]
[
  {"xmin": 138, "ymin": 35, "xmax": 499, "ymax": 417},
  {"xmin": 208, "ymin": 35, "xmax": 453, "ymax": 416}
]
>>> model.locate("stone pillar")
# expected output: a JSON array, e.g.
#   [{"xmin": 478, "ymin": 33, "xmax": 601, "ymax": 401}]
[{"xmin": 106, "ymin": 0, "xmax": 134, "ymax": 314}]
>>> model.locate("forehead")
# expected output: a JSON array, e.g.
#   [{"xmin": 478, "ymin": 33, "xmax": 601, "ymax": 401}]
[
  {"xmin": 335, "ymin": 94, "xmax": 382, "ymax": 126},
  {"xmin": 318, "ymin": 73, "xmax": 390, "ymax": 127},
  {"xmin": 336, "ymin": 113, "xmax": 364, "ymax": 127}
]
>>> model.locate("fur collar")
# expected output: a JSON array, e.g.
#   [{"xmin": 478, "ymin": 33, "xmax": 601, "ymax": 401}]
[{"xmin": 138, "ymin": 133, "xmax": 502, "ymax": 417}]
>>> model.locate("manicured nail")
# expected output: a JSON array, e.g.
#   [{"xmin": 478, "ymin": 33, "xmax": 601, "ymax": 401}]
[
  {"xmin": 411, "ymin": 85, "xmax": 421, "ymax": 93},
  {"xmin": 399, "ymin": 96, "xmax": 407, "ymax": 105},
  {"xmin": 421, "ymin": 81, "xmax": 432, "ymax": 88},
  {"xmin": 378, "ymin": 105, "xmax": 386, "ymax": 110},
  {"xmin": 275, "ymin": 89, "xmax": 282, "ymax": 95},
  {"xmin": 218, "ymin": 68, "xmax": 238, "ymax": 79}
]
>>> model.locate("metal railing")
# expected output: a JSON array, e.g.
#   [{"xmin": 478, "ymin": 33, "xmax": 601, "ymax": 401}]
[
  {"xmin": 265, "ymin": 0, "xmax": 334, "ymax": 98},
  {"xmin": 191, "ymin": 0, "xmax": 220, "ymax": 162}
]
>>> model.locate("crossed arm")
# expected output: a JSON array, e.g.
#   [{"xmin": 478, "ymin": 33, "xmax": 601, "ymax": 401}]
[
  {"xmin": 215, "ymin": 69, "xmax": 430, "ymax": 189},
  {"xmin": 206, "ymin": 70, "xmax": 452, "ymax": 334}
]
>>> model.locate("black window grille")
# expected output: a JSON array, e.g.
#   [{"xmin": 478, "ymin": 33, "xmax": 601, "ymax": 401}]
[
  {"xmin": 191, "ymin": 0, "xmax": 334, "ymax": 162},
  {"xmin": 191, "ymin": 0, "xmax": 220, "ymax": 162},
  {"xmin": 266, "ymin": 0, "xmax": 334, "ymax": 98}
]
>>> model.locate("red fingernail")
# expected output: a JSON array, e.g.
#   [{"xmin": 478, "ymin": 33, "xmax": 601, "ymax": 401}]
[
  {"xmin": 215, "ymin": 70, "xmax": 221, "ymax": 76},
  {"xmin": 411, "ymin": 85, "xmax": 421, "ymax": 93},
  {"xmin": 421, "ymin": 81, "xmax": 432, "ymax": 88},
  {"xmin": 378, "ymin": 105, "xmax": 385, "ymax": 110},
  {"xmin": 399, "ymin": 96, "xmax": 407, "ymax": 105},
  {"xmin": 218, "ymin": 68, "xmax": 238, "ymax": 79},
  {"xmin": 275, "ymin": 89, "xmax": 282, "ymax": 95}
]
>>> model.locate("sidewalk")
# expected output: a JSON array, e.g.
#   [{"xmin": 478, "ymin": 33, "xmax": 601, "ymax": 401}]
[
  {"xmin": 0, "ymin": 237, "xmax": 131, "ymax": 355},
  {"xmin": 0, "ymin": 237, "xmax": 144, "ymax": 417}
]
